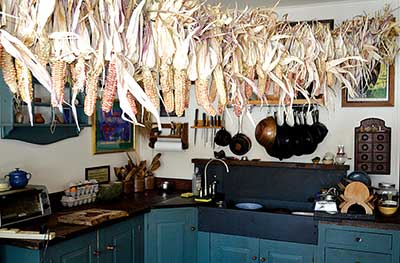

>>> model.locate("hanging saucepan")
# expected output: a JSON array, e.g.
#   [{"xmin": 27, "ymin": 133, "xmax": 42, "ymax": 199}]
[
  {"xmin": 277, "ymin": 112, "xmax": 294, "ymax": 159},
  {"xmin": 255, "ymin": 116, "xmax": 277, "ymax": 150},
  {"xmin": 300, "ymin": 111, "xmax": 318, "ymax": 155},
  {"xmin": 214, "ymin": 127, "xmax": 232, "ymax": 147},
  {"xmin": 311, "ymin": 110, "xmax": 328, "ymax": 144},
  {"xmin": 229, "ymin": 115, "xmax": 252, "ymax": 156},
  {"xmin": 292, "ymin": 111, "xmax": 304, "ymax": 156},
  {"xmin": 267, "ymin": 111, "xmax": 293, "ymax": 160}
]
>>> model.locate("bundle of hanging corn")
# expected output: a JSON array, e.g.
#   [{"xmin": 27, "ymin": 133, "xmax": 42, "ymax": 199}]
[{"xmin": 0, "ymin": 0, "xmax": 397, "ymax": 128}]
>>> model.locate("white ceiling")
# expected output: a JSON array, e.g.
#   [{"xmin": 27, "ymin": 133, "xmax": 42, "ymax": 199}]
[{"xmin": 207, "ymin": 0, "xmax": 374, "ymax": 8}]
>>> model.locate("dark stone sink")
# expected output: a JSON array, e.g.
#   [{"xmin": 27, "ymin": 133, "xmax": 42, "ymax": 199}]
[{"xmin": 198, "ymin": 206, "xmax": 318, "ymax": 244}]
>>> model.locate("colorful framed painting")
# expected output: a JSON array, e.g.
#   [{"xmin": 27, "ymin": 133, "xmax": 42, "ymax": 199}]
[
  {"xmin": 92, "ymin": 100, "xmax": 135, "ymax": 154},
  {"xmin": 342, "ymin": 63, "xmax": 395, "ymax": 107}
]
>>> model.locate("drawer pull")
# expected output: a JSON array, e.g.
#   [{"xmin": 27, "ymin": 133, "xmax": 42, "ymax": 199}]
[
  {"xmin": 251, "ymin": 256, "xmax": 257, "ymax": 261},
  {"xmin": 355, "ymin": 237, "xmax": 363, "ymax": 243},
  {"xmin": 191, "ymin": 226, "xmax": 196, "ymax": 231},
  {"xmin": 106, "ymin": 245, "xmax": 116, "ymax": 251},
  {"xmin": 93, "ymin": 250, "xmax": 101, "ymax": 256},
  {"xmin": 260, "ymin": 257, "xmax": 266, "ymax": 262}
]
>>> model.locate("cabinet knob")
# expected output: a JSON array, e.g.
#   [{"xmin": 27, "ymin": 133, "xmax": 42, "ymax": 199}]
[
  {"xmin": 191, "ymin": 226, "xmax": 196, "ymax": 231},
  {"xmin": 93, "ymin": 250, "xmax": 101, "ymax": 256},
  {"xmin": 106, "ymin": 245, "xmax": 116, "ymax": 251},
  {"xmin": 355, "ymin": 237, "xmax": 363, "ymax": 243},
  {"xmin": 260, "ymin": 257, "xmax": 266, "ymax": 262},
  {"xmin": 251, "ymin": 256, "xmax": 257, "ymax": 261}
]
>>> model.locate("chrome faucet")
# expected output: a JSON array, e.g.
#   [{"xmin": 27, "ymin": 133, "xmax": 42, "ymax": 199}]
[{"xmin": 203, "ymin": 159, "xmax": 229, "ymax": 197}]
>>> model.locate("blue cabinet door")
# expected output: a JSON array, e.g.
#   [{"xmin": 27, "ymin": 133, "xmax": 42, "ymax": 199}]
[
  {"xmin": 46, "ymin": 232, "xmax": 97, "ymax": 263},
  {"xmin": 259, "ymin": 239, "xmax": 316, "ymax": 263},
  {"xmin": 325, "ymin": 248, "xmax": 391, "ymax": 263},
  {"xmin": 99, "ymin": 215, "xmax": 144, "ymax": 263},
  {"xmin": 145, "ymin": 208, "xmax": 198, "ymax": 263},
  {"xmin": 210, "ymin": 233, "xmax": 259, "ymax": 263}
]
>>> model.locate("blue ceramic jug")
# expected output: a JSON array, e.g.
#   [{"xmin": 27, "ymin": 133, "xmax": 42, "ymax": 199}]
[{"xmin": 5, "ymin": 168, "xmax": 32, "ymax": 189}]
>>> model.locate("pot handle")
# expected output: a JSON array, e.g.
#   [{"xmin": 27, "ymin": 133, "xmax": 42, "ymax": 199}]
[
  {"xmin": 4, "ymin": 174, "xmax": 8, "ymax": 179},
  {"xmin": 26, "ymin": 173, "xmax": 32, "ymax": 180},
  {"xmin": 238, "ymin": 114, "xmax": 243, "ymax": 134}
]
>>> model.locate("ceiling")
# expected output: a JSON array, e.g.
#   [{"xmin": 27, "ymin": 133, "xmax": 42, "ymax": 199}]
[{"xmin": 206, "ymin": 0, "xmax": 373, "ymax": 8}]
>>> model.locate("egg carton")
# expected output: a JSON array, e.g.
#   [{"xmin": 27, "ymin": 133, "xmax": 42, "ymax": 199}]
[
  {"xmin": 64, "ymin": 180, "xmax": 99, "ymax": 197},
  {"xmin": 61, "ymin": 193, "xmax": 97, "ymax": 208}
]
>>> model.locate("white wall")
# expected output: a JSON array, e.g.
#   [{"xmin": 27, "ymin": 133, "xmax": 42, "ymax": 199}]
[
  {"xmin": 139, "ymin": 0, "xmax": 400, "ymax": 188},
  {"xmin": 0, "ymin": 128, "xmax": 128, "ymax": 193}
]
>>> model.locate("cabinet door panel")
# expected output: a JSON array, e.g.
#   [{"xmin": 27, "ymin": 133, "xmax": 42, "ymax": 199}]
[
  {"xmin": 325, "ymin": 248, "xmax": 391, "ymax": 263},
  {"xmin": 260, "ymin": 239, "xmax": 315, "ymax": 263},
  {"xmin": 46, "ymin": 232, "xmax": 97, "ymax": 263},
  {"xmin": 145, "ymin": 208, "xmax": 197, "ymax": 263},
  {"xmin": 210, "ymin": 233, "xmax": 259, "ymax": 263},
  {"xmin": 99, "ymin": 216, "xmax": 144, "ymax": 263}
]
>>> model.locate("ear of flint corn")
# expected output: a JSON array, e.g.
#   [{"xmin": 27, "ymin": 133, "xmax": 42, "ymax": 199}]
[
  {"xmin": 36, "ymin": 36, "xmax": 51, "ymax": 67},
  {"xmin": 102, "ymin": 60, "xmax": 117, "ymax": 113},
  {"xmin": 195, "ymin": 78, "xmax": 216, "ymax": 116},
  {"xmin": 163, "ymin": 90, "xmax": 175, "ymax": 113},
  {"xmin": 245, "ymin": 66, "xmax": 255, "ymax": 99},
  {"xmin": 142, "ymin": 68, "xmax": 159, "ymax": 110},
  {"xmin": 84, "ymin": 72, "xmax": 100, "ymax": 117},
  {"xmin": 127, "ymin": 91, "xmax": 138, "ymax": 115},
  {"xmin": 160, "ymin": 62, "xmax": 173, "ymax": 94},
  {"xmin": 256, "ymin": 64, "xmax": 266, "ymax": 99},
  {"xmin": 174, "ymin": 69, "xmax": 187, "ymax": 117},
  {"xmin": 1, "ymin": 51, "xmax": 18, "ymax": 94},
  {"xmin": 51, "ymin": 60, "xmax": 67, "ymax": 107},
  {"xmin": 15, "ymin": 59, "xmax": 33, "ymax": 102}
]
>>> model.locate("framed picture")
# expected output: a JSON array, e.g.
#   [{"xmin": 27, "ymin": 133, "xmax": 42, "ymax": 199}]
[
  {"xmin": 92, "ymin": 100, "xmax": 135, "ymax": 154},
  {"xmin": 342, "ymin": 63, "xmax": 395, "ymax": 107},
  {"xmin": 85, "ymin": 165, "xmax": 110, "ymax": 183}
]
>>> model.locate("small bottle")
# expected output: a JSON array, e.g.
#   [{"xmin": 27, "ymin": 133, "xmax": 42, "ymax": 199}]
[{"xmin": 192, "ymin": 167, "xmax": 200, "ymax": 196}]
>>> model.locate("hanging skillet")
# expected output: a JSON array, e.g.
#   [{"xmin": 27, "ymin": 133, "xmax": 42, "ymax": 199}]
[
  {"xmin": 312, "ymin": 109, "xmax": 328, "ymax": 143},
  {"xmin": 301, "ymin": 111, "xmax": 318, "ymax": 155},
  {"xmin": 229, "ymin": 115, "xmax": 252, "ymax": 156}
]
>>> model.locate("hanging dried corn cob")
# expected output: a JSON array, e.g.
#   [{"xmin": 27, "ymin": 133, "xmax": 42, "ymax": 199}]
[
  {"xmin": 127, "ymin": 91, "xmax": 138, "ymax": 115},
  {"xmin": 245, "ymin": 66, "xmax": 255, "ymax": 99},
  {"xmin": 0, "ymin": 45, "xmax": 2, "ymax": 67},
  {"xmin": 174, "ymin": 69, "xmax": 187, "ymax": 116},
  {"xmin": 184, "ymin": 79, "xmax": 191, "ymax": 108},
  {"xmin": 159, "ymin": 63, "xmax": 173, "ymax": 94},
  {"xmin": 84, "ymin": 71, "xmax": 100, "ymax": 117},
  {"xmin": 1, "ymin": 51, "xmax": 18, "ymax": 94},
  {"xmin": 51, "ymin": 60, "xmax": 66, "ymax": 107},
  {"xmin": 15, "ymin": 59, "xmax": 32, "ymax": 102},
  {"xmin": 209, "ymin": 75, "xmax": 217, "ymax": 103},
  {"xmin": 142, "ymin": 68, "xmax": 159, "ymax": 109},
  {"xmin": 102, "ymin": 60, "xmax": 117, "ymax": 113},
  {"xmin": 36, "ymin": 36, "xmax": 51, "ymax": 67},
  {"xmin": 195, "ymin": 78, "xmax": 216, "ymax": 116},
  {"xmin": 163, "ymin": 90, "xmax": 175, "ymax": 113},
  {"xmin": 256, "ymin": 64, "xmax": 266, "ymax": 98}
]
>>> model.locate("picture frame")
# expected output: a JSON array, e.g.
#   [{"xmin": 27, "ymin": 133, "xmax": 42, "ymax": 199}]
[
  {"xmin": 342, "ymin": 64, "xmax": 395, "ymax": 107},
  {"xmin": 85, "ymin": 165, "xmax": 110, "ymax": 183},
  {"xmin": 92, "ymin": 100, "xmax": 135, "ymax": 154}
]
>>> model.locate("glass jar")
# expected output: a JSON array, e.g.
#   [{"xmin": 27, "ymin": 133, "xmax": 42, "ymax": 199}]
[{"xmin": 335, "ymin": 145, "xmax": 348, "ymax": 165}]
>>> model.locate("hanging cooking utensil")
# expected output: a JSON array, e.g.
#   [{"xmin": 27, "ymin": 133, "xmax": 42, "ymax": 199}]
[
  {"xmin": 266, "ymin": 111, "xmax": 292, "ymax": 160},
  {"xmin": 277, "ymin": 111, "xmax": 294, "ymax": 159},
  {"xmin": 301, "ymin": 111, "xmax": 318, "ymax": 155},
  {"xmin": 214, "ymin": 127, "xmax": 232, "ymax": 147},
  {"xmin": 312, "ymin": 109, "xmax": 328, "ymax": 143},
  {"xmin": 292, "ymin": 111, "xmax": 304, "ymax": 156},
  {"xmin": 229, "ymin": 115, "xmax": 252, "ymax": 156},
  {"xmin": 255, "ymin": 116, "xmax": 277, "ymax": 150}
]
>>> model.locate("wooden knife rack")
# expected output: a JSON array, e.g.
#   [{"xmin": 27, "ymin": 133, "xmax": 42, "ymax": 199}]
[{"xmin": 149, "ymin": 123, "xmax": 189, "ymax": 150}]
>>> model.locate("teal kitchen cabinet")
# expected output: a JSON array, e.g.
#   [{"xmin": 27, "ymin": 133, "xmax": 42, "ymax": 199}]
[
  {"xmin": 0, "ymin": 215, "xmax": 144, "ymax": 263},
  {"xmin": 259, "ymin": 239, "xmax": 315, "ymax": 263},
  {"xmin": 98, "ymin": 216, "xmax": 144, "ymax": 263},
  {"xmin": 207, "ymin": 233, "xmax": 316, "ymax": 263},
  {"xmin": 210, "ymin": 233, "xmax": 259, "ymax": 263},
  {"xmin": 318, "ymin": 222, "xmax": 400, "ymax": 263},
  {"xmin": 145, "ymin": 208, "xmax": 198, "ymax": 263}
]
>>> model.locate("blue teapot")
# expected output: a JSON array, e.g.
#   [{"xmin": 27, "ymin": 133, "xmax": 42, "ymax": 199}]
[{"xmin": 5, "ymin": 168, "xmax": 32, "ymax": 189}]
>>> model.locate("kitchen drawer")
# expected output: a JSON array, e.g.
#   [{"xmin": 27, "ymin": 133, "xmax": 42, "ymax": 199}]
[
  {"xmin": 355, "ymin": 163, "xmax": 372, "ymax": 173},
  {"xmin": 358, "ymin": 143, "xmax": 372, "ymax": 153},
  {"xmin": 373, "ymin": 133, "xmax": 389, "ymax": 142},
  {"xmin": 325, "ymin": 248, "xmax": 391, "ymax": 263},
  {"xmin": 374, "ymin": 143, "xmax": 389, "ymax": 153},
  {"xmin": 325, "ymin": 228, "xmax": 392, "ymax": 253},
  {"xmin": 357, "ymin": 133, "xmax": 372, "ymax": 143}
]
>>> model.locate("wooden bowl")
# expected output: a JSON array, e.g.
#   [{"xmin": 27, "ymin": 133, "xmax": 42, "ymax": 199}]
[{"xmin": 378, "ymin": 205, "xmax": 398, "ymax": 216}]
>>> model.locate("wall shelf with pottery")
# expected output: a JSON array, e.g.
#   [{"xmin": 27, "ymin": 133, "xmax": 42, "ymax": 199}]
[{"xmin": 0, "ymin": 70, "xmax": 91, "ymax": 145}]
